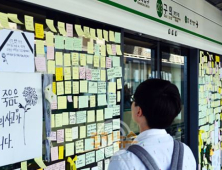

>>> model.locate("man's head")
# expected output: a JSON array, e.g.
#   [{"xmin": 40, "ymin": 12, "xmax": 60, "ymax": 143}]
[{"xmin": 131, "ymin": 79, "xmax": 181, "ymax": 129}]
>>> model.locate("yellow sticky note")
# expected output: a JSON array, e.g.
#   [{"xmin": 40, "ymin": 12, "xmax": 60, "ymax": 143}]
[
  {"xmin": 72, "ymin": 52, "xmax": 79, "ymax": 65},
  {"xmin": 87, "ymin": 42, "xmax": 94, "ymax": 54},
  {"xmin": 97, "ymin": 29, "xmax": 103, "ymax": 40},
  {"xmin": 0, "ymin": 12, "xmax": 9, "ymax": 28},
  {"xmin": 80, "ymin": 80, "xmax": 88, "ymax": 93},
  {"xmin": 64, "ymin": 53, "xmax": 71, "ymax": 67},
  {"xmin": 84, "ymin": 26, "xmax": 90, "ymax": 38},
  {"xmin": 101, "ymin": 45, "xmax": 106, "ymax": 56},
  {"xmin": 107, "ymin": 44, "xmax": 113, "ymax": 55},
  {"xmin": 58, "ymin": 21, "xmax": 66, "ymax": 36},
  {"xmin": 116, "ymin": 45, "xmax": 122, "ymax": 55},
  {"xmin": 56, "ymin": 52, "xmax": 63, "ymax": 66},
  {"xmin": 56, "ymin": 67, "xmax": 63, "ymax": 81},
  {"xmin": 109, "ymin": 31, "xmax": 115, "ymax": 42},
  {"xmin": 212, "ymin": 62, "xmax": 214, "ymax": 68},
  {"xmin": 117, "ymin": 91, "xmax": 121, "ymax": 102},
  {"xmin": 35, "ymin": 23, "xmax": 44, "ymax": 39},
  {"xmin": 59, "ymin": 146, "xmax": 64, "ymax": 159},
  {"xmin": 36, "ymin": 40, "xmax": 45, "ymax": 55},
  {"xmin": 46, "ymin": 32, "xmax": 54, "ymax": 46},
  {"xmin": 108, "ymin": 82, "xmax": 116, "ymax": 93},
  {"xmin": 72, "ymin": 67, "xmax": 79, "ymax": 79},
  {"xmin": 65, "ymin": 81, "xmax": 72, "ymax": 94},
  {"xmin": 90, "ymin": 96, "xmax": 96, "ymax": 108},
  {"xmin": 8, "ymin": 13, "xmax": 23, "ymax": 24},
  {"xmin": 64, "ymin": 67, "xmax": 71, "ymax": 80},
  {"xmin": 75, "ymin": 24, "xmax": 84, "ymax": 36},
  {"xmin": 87, "ymin": 55, "xmax": 93, "ymax": 64},
  {"xmin": 58, "ymin": 96, "xmax": 67, "ymax": 109},
  {"xmin": 101, "ymin": 57, "xmax": 106, "ymax": 68},
  {"xmin": 25, "ymin": 15, "xmax": 34, "ymax": 31},
  {"xmin": 52, "ymin": 82, "xmax": 56, "ymax": 94},
  {"xmin": 80, "ymin": 54, "xmax": 86, "ymax": 66},
  {"xmin": 21, "ymin": 161, "xmax": 27, "ymax": 170},
  {"xmin": 90, "ymin": 28, "xmax": 96, "ymax": 39},
  {"xmin": 103, "ymin": 30, "xmax": 109, "ymax": 42},
  {"xmin": 46, "ymin": 19, "xmax": 57, "ymax": 33},
  {"xmin": 47, "ymin": 60, "xmax": 55, "ymax": 74},
  {"xmin": 57, "ymin": 82, "xmax": 64, "ymax": 95},
  {"xmin": 117, "ymin": 78, "xmax": 122, "ymax": 90},
  {"xmin": 216, "ymin": 56, "xmax": 220, "ymax": 62},
  {"xmin": 73, "ymin": 96, "xmax": 78, "ymax": 108},
  {"xmin": 101, "ymin": 70, "xmax": 106, "ymax": 81},
  {"xmin": 73, "ymin": 81, "xmax": 79, "ymax": 94},
  {"xmin": 34, "ymin": 157, "xmax": 46, "ymax": 168},
  {"xmin": 94, "ymin": 55, "xmax": 100, "ymax": 68}
]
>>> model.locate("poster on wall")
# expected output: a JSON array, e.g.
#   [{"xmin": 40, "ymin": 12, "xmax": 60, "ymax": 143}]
[
  {"xmin": 0, "ymin": 29, "xmax": 34, "ymax": 72},
  {"xmin": 0, "ymin": 72, "xmax": 42, "ymax": 167}
]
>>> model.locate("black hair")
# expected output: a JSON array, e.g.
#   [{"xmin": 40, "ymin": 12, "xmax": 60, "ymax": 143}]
[{"xmin": 134, "ymin": 79, "xmax": 181, "ymax": 129}]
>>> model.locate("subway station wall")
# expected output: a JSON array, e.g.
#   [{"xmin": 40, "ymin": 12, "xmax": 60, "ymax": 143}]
[{"xmin": 24, "ymin": 0, "xmax": 222, "ymax": 54}]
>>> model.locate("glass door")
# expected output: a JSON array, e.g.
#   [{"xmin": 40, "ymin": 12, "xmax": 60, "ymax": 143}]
[
  {"xmin": 160, "ymin": 43, "xmax": 188, "ymax": 142},
  {"xmin": 123, "ymin": 33, "xmax": 157, "ymax": 135}
]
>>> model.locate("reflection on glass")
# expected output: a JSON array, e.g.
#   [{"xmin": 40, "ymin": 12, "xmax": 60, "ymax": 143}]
[
  {"xmin": 161, "ymin": 52, "xmax": 186, "ymax": 141},
  {"xmin": 123, "ymin": 45, "xmax": 152, "ymax": 134}
]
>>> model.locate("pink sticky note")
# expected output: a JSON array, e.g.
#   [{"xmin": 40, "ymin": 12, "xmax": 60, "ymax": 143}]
[
  {"xmin": 79, "ymin": 67, "xmax": 86, "ymax": 79},
  {"xmin": 66, "ymin": 23, "xmax": 73, "ymax": 37},
  {"xmin": 51, "ymin": 98, "xmax": 57, "ymax": 110},
  {"xmin": 112, "ymin": 44, "xmax": 116, "ymax": 55},
  {"xmin": 35, "ymin": 57, "xmax": 46, "ymax": 72},
  {"xmin": 56, "ymin": 161, "xmax": 65, "ymax": 170},
  {"xmin": 57, "ymin": 129, "xmax": 64, "ymax": 143},
  {"xmin": 67, "ymin": 96, "xmax": 73, "ymax": 102},
  {"xmin": 47, "ymin": 46, "xmax": 55, "ymax": 60},
  {"xmin": 51, "ymin": 146, "xmax": 59, "ymax": 161},
  {"xmin": 106, "ymin": 57, "xmax": 112, "ymax": 68},
  {"xmin": 86, "ymin": 68, "xmax": 92, "ymax": 80},
  {"xmin": 50, "ymin": 131, "xmax": 57, "ymax": 141}
]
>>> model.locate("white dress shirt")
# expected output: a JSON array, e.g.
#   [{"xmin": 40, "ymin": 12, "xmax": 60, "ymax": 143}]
[{"xmin": 108, "ymin": 129, "xmax": 196, "ymax": 170}]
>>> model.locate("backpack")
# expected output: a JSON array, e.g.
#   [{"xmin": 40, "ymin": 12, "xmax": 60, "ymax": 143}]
[{"xmin": 127, "ymin": 140, "xmax": 184, "ymax": 170}]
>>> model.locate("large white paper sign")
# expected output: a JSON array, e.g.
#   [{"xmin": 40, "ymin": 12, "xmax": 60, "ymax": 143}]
[
  {"xmin": 0, "ymin": 72, "xmax": 42, "ymax": 166},
  {"xmin": 0, "ymin": 29, "xmax": 34, "ymax": 72}
]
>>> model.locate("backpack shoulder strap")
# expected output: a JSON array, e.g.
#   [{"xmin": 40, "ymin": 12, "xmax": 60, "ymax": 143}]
[
  {"xmin": 171, "ymin": 140, "xmax": 184, "ymax": 170},
  {"xmin": 127, "ymin": 144, "xmax": 160, "ymax": 170}
]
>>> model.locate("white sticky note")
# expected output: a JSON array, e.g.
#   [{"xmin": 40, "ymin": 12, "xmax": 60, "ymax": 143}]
[
  {"xmin": 79, "ymin": 96, "xmax": 89, "ymax": 108},
  {"xmin": 86, "ymin": 151, "xmax": 95, "ymax": 165},
  {"xmin": 89, "ymin": 82, "xmax": 98, "ymax": 94},
  {"xmin": 113, "ymin": 119, "xmax": 120, "ymax": 130},
  {"xmin": 85, "ymin": 139, "xmax": 95, "ymax": 152},
  {"xmin": 87, "ymin": 123, "xmax": 97, "ymax": 137},
  {"xmin": 72, "ymin": 126, "xmax": 79, "ymax": 140},
  {"xmin": 70, "ymin": 112, "xmax": 76, "ymax": 124},
  {"xmin": 76, "ymin": 111, "xmax": 87, "ymax": 124},
  {"xmin": 105, "ymin": 108, "xmax": 113, "ymax": 119},
  {"xmin": 98, "ymin": 94, "xmax": 107, "ymax": 106},
  {"xmin": 96, "ymin": 149, "xmax": 104, "ymax": 162},
  {"xmin": 98, "ymin": 82, "xmax": 106, "ymax": 94},
  {"xmin": 76, "ymin": 154, "xmax": 86, "ymax": 168},
  {"xmin": 76, "ymin": 139, "xmax": 84, "ymax": 154}
]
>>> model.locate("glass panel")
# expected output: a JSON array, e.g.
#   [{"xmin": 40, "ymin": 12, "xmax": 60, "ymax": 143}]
[
  {"xmin": 161, "ymin": 50, "xmax": 187, "ymax": 142},
  {"xmin": 123, "ymin": 43, "xmax": 154, "ymax": 134}
]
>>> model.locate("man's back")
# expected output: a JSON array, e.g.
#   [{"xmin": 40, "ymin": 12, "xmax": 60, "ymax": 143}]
[{"xmin": 108, "ymin": 129, "xmax": 196, "ymax": 170}]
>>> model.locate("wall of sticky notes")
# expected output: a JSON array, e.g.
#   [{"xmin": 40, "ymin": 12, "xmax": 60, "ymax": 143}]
[
  {"xmin": 0, "ymin": 2, "xmax": 123, "ymax": 170},
  {"xmin": 198, "ymin": 51, "xmax": 222, "ymax": 170}
]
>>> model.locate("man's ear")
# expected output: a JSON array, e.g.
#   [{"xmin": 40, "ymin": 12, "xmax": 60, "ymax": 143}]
[{"xmin": 137, "ymin": 107, "xmax": 143, "ymax": 117}]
